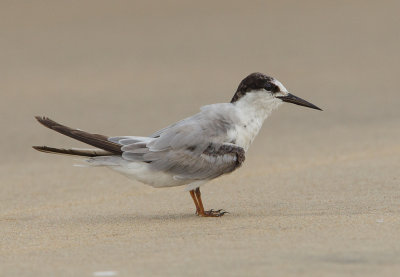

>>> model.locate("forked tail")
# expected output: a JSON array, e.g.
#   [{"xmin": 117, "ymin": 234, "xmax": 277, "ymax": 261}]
[{"xmin": 33, "ymin": 116, "xmax": 122, "ymax": 157}]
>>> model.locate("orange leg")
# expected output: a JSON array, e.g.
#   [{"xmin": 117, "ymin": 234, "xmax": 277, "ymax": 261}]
[
  {"xmin": 190, "ymin": 190, "xmax": 200, "ymax": 215},
  {"xmin": 189, "ymin": 187, "xmax": 227, "ymax": 217}
]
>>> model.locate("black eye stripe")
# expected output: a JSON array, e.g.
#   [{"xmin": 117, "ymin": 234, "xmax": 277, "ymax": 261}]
[
  {"xmin": 265, "ymin": 83, "xmax": 280, "ymax": 93},
  {"xmin": 265, "ymin": 83, "xmax": 273, "ymax": 91}
]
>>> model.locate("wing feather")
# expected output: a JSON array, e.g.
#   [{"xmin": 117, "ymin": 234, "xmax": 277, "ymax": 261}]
[{"xmin": 112, "ymin": 103, "xmax": 245, "ymax": 180}]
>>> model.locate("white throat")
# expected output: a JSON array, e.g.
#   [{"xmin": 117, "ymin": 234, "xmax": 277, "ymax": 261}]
[
  {"xmin": 235, "ymin": 91, "xmax": 282, "ymax": 118},
  {"xmin": 231, "ymin": 91, "xmax": 282, "ymax": 151}
]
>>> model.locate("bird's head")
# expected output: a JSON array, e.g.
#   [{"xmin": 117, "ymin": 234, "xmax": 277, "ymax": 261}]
[{"xmin": 231, "ymin": 72, "xmax": 322, "ymax": 111}]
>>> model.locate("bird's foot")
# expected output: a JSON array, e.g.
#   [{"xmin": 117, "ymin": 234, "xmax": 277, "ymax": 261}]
[{"xmin": 197, "ymin": 209, "xmax": 228, "ymax": 217}]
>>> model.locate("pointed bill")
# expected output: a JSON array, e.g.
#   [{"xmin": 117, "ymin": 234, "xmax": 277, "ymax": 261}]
[{"xmin": 277, "ymin": 93, "xmax": 322, "ymax": 111}]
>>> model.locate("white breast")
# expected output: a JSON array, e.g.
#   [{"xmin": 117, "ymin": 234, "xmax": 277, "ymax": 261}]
[
  {"xmin": 229, "ymin": 91, "xmax": 282, "ymax": 151},
  {"xmin": 232, "ymin": 116, "xmax": 264, "ymax": 151}
]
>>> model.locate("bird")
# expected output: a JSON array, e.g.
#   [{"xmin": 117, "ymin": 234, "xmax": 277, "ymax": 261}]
[{"xmin": 33, "ymin": 72, "xmax": 322, "ymax": 217}]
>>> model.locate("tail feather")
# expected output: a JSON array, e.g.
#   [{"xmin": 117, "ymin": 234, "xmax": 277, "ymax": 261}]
[
  {"xmin": 34, "ymin": 116, "xmax": 122, "ymax": 154},
  {"xmin": 32, "ymin": 146, "xmax": 114, "ymax": 157}
]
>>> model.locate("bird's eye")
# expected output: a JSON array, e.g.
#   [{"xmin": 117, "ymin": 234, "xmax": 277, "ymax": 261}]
[{"xmin": 265, "ymin": 83, "xmax": 273, "ymax": 91}]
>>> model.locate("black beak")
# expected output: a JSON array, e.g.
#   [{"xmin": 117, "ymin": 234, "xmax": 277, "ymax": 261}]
[{"xmin": 277, "ymin": 93, "xmax": 322, "ymax": 111}]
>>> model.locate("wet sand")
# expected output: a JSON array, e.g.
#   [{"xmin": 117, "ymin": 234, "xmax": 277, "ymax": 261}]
[{"xmin": 1, "ymin": 1, "xmax": 400, "ymax": 276}]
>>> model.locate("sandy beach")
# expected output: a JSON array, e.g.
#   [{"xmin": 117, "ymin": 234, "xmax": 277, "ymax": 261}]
[{"xmin": 1, "ymin": 1, "xmax": 400, "ymax": 276}]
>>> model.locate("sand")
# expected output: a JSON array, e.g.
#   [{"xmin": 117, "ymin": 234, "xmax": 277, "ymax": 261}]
[{"xmin": 1, "ymin": 1, "xmax": 400, "ymax": 276}]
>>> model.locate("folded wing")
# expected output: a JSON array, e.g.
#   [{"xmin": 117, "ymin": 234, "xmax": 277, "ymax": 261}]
[{"xmin": 110, "ymin": 104, "xmax": 245, "ymax": 180}]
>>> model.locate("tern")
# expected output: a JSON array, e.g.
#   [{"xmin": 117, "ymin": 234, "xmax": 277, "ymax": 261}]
[{"xmin": 34, "ymin": 72, "xmax": 321, "ymax": 217}]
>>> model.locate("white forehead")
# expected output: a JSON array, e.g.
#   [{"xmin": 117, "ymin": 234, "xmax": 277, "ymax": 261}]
[{"xmin": 272, "ymin": 79, "xmax": 288, "ymax": 93}]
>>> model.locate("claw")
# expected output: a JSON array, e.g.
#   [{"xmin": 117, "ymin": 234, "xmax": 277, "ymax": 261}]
[
  {"xmin": 198, "ymin": 209, "xmax": 228, "ymax": 217},
  {"xmin": 190, "ymin": 187, "xmax": 228, "ymax": 217}
]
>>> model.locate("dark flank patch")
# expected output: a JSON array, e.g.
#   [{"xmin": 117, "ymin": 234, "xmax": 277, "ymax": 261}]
[
  {"xmin": 203, "ymin": 144, "xmax": 246, "ymax": 168},
  {"xmin": 235, "ymin": 147, "xmax": 245, "ymax": 165},
  {"xmin": 186, "ymin": 145, "xmax": 196, "ymax": 151},
  {"xmin": 231, "ymin": 72, "xmax": 279, "ymax": 103}
]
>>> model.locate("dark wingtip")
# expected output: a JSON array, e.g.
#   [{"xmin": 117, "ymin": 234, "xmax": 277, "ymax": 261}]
[
  {"xmin": 34, "ymin": 116, "xmax": 59, "ymax": 129},
  {"xmin": 35, "ymin": 115, "xmax": 48, "ymax": 122},
  {"xmin": 34, "ymin": 116, "xmax": 47, "ymax": 125},
  {"xmin": 32, "ymin": 146, "xmax": 46, "ymax": 152}
]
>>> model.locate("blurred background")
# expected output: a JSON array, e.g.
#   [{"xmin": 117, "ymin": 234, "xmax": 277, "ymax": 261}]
[
  {"xmin": 1, "ymin": 0, "xmax": 399, "ymax": 156},
  {"xmin": 1, "ymin": 1, "xmax": 399, "ymax": 276}
]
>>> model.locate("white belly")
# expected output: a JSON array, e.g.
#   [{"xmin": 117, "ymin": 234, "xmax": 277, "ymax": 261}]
[{"xmin": 110, "ymin": 162, "xmax": 187, "ymax": 188}]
